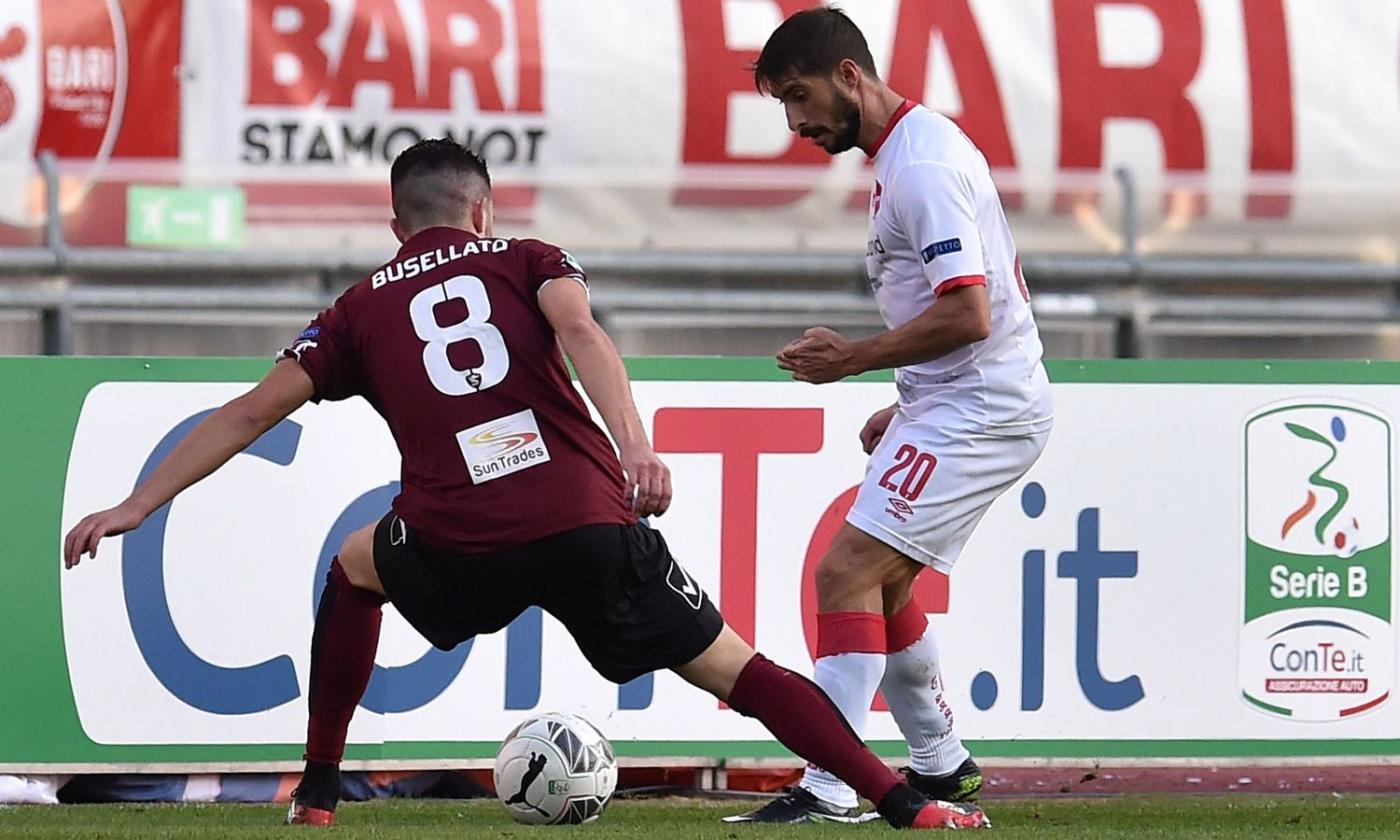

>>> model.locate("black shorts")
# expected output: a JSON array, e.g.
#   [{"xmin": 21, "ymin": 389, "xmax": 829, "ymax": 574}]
[{"xmin": 373, "ymin": 514, "xmax": 725, "ymax": 684}]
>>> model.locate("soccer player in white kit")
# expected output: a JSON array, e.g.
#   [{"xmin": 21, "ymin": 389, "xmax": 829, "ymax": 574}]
[{"xmin": 728, "ymin": 8, "xmax": 1053, "ymax": 825}]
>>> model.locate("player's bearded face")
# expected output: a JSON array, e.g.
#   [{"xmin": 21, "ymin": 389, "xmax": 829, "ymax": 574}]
[
  {"xmin": 827, "ymin": 90, "xmax": 863, "ymax": 153},
  {"xmin": 797, "ymin": 82, "xmax": 862, "ymax": 154}
]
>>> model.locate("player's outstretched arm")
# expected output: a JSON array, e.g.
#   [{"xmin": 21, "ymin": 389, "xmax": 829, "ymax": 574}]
[
  {"xmin": 538, "ymin": 278, "xmax": 671, "ymax": 517},
  {"xmin": 63, "ymin": 360, "xmax": 315, "ymax": 569},
  {"xmin": 777, "ymin": 285, "xmax": 991, "ymax": 383}
]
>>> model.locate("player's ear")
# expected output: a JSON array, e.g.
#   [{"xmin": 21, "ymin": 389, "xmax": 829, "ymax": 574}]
[
  {"xmin": 473, "ymin": 196, "xmax": 495, "ymax": 237},
  {"xmin": 390, "ymin": 217, "xmax": 408, "ymax": 244},
  {"xmin": 836, "ymin": 58, "xmax": 861, "ymax": 92}
]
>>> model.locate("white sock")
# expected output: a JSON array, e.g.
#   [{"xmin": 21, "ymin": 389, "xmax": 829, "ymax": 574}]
[
  {"xmin": 797, "ymin": 651, "xmax": 885, "ymax": 810},
  {"xmin": 882, "ymin": 624, "xmax": 970, "ymax": 776}
]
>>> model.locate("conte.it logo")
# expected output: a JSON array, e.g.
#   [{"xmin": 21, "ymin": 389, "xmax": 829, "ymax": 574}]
[{"xmin": 1240, "ymin": 402, "xmax": 1394, "ymax": 720}]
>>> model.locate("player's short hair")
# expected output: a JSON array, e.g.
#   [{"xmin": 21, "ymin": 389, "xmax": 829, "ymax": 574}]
[
  {"xmin": 390, "ymin": 138, "xmax": 492, "ymax": 233},
  {"xmin": 752, "ymin": 6, "xmax": 878, "ymax": 94}
]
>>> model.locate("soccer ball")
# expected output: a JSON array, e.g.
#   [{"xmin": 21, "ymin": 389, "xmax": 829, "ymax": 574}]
[{"xmin": 493, "ymin": 712, "xmax": 618, "ymax": 825}]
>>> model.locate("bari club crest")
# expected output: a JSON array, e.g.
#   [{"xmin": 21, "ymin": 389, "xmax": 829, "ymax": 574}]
[
  {"xmin": 0, "ymin": 26, "xmax": 24, "ymax": 127},
  {"xmin": 0, "ymin": 1, "xmax": 130, "ymax": 231}
]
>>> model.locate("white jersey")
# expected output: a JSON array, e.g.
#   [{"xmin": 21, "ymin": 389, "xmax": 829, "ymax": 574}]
[{"xmin": 865, "ymin": 102, "xmax": 1052, "ymax": 436}]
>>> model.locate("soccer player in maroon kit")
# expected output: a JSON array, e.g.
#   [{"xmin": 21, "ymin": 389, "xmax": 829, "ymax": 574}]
[{"xmin": 63, "ymin": 139, "xmax": 987, "ymax": 830}]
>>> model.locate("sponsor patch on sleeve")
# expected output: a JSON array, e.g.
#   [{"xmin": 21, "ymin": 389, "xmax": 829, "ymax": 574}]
[
  {"xmin": 920, "ymin": 238, "xmax": 962, "ymax": 263},
  {"xmin": 279, "ymin": 325, "xmax": 322, "ymax": 362},
  {"xmin": 560, "ymin": 249, "xmax": 585, "ymax": 276}
]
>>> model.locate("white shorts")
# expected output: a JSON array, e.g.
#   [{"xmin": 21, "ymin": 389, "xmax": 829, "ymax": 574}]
[{"xmin": 846, "ymin": 411, "xmax": 1050, "ymax": 573}]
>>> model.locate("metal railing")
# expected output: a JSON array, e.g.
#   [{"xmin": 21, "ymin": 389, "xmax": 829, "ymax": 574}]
[{"xmin": 4, "ymin": 153, "xmax": 1400, "ymax": 356}]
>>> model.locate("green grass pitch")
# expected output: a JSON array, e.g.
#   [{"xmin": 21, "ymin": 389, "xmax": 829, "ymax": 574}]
[{"xmin": 3, "ymin": 795, "xmax": 1398, "ymax": 838}]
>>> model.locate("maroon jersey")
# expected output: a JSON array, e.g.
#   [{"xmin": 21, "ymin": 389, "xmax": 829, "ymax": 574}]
[{"xmin": 282, "ymin": 226, "xmax": 635, "ymax": 552}]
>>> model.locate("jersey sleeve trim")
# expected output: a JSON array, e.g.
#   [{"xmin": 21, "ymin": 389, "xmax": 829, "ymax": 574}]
[
  {"xmin": 276, "ymin": 346, "xmax": 330, "ymax": 402},
  {"xmin": 933, "ymin": 274, "xmax": 987, "ymax": 298},
  {"xmin": 537, "ymin": 274, "xmax": 589, "ymax": 298}
]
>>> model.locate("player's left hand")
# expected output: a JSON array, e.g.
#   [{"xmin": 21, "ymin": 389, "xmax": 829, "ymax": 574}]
[
  {"xmin": 620, "ymin": 444, "xmax": 673, "ymax": 517},
  {"xmin": 860, "ymin": 404, "xmax": 899, "ymax": 454},
  {"xmin": 776, "ymin": 327, "xmax": 859, "ymax": 384},
  {"xmin": 64, "ymin": 502, "xmax": 146, "ymax": 569}
]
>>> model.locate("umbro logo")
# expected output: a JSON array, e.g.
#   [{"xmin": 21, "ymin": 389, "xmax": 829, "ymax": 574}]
[{"xmin": 885, "ymin": 497, "xmax": 913, "ymax": 523}]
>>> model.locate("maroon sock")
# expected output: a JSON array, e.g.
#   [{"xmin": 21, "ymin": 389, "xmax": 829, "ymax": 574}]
[
  {"xmin": 727, "ymin": 653, "xmax": 901, "ymax": 806},
  {"xmin": 304, "ymin": 559, "xmax": 385, "ymax": 765}
]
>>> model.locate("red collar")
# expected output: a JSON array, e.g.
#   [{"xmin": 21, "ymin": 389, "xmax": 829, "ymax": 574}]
[{"xmin": 865, "ymin": 99, "xmax": 916, "ymax": 158}]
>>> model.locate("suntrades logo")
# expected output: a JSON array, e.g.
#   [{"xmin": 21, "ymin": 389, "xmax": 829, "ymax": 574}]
[
  {"xmin": 467, "ymin": 424, "xmax": 540, "ymax": 458},
  {"xmin": 1241, "ymin": 402, "xmax": 1395, "ymax": 720},
  {"xmin": 456, "ymin": 408, "xmax": 551, "ymax": 485}
]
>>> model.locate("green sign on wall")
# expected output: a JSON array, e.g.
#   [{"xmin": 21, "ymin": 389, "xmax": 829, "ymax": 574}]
[{"xmin": 126, "ymin": 186, "xmax": 246, "ymax": 249}]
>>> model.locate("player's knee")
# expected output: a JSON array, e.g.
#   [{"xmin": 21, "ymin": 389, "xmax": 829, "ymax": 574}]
[
  {"xmin": 814, "ymin": 552, "xmax": 856, "ymax": 593},
  {"xmin": 817, "ymin": 529, "xmax": 881, "ymax": 582},
  {"xmin": 814, "ymin": 550, "xmax": 882, "ymax": 605},
  {"xmin": 816, "ymin": 528, "xmax": 919, "ymax": 608},
  {"xmin": 336, "ymin": 528, "xmax": 380, "ymax": 593},
  {"xmin": 673, "ymin": 625, "xmax": 755, "ymax": 702}
]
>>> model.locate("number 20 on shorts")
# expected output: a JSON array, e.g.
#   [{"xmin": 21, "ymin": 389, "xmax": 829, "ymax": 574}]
[{"xmin": 879, "ymin": 444, "xmax": 937, "ymax": 501}]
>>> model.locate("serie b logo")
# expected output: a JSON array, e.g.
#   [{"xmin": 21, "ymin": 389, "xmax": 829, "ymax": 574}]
[{"xmin": 1241, "ymin": 402, "xmax": 1395, "ymax": 720}]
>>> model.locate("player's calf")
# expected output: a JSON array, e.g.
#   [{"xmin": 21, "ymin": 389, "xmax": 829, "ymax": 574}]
[
  {"xmin": 678, "ymin": 627, "xmax": 987, "ymax": 829},
  {"xmin": 291, "ymin": 546, "xmax": 387, "ymax": 827},
  {"xmin": 304, "ymin": 558, "xmax": 384, "ymax": 768},
  {"xmin": 882, "ymin": 599, "xmax": 975, "ymax": 787}
]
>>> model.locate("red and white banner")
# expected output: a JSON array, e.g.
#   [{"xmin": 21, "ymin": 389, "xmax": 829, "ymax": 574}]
[{"xmin": 1, "ymin": 0, "xmax": 1398, "ymax": 252}]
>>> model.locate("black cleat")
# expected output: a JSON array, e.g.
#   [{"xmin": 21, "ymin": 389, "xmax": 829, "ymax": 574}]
[
  {"xmin": 285, "ymin": 761, "xmax": 340, "ymax": 826},
  {"xmin": 903, "ymin": 757, "xmax": 983, "ymax": 802},
  {"xmin": 721, "ymin": 786, "xmax": 880, "ymax": 824}
]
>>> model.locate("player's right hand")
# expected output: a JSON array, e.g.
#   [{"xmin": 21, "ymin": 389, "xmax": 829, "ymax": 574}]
[
  {"xmin": 620, "ymin": 444, "xmax": 673, "ymax": 517},
  {"xmin": 859, "ymin": 405, "xmax": 899, "ymax": 455},
  {"xmin": 64, "ymin": 502, "xmax": 146, "ymax": 569}
]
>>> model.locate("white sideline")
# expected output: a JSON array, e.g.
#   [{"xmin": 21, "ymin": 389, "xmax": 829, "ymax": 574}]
[{"xmin": 2, "ymin": 755, "xmax": 1398, "ymax": 775}]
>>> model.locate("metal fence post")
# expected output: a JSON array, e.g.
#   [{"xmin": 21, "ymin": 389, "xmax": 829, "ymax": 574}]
[
  {"xmin": 38, "ymin": 151, "xmax": 67, "ymax": 264},
  {"xmin": 1114, "ymin": 166, "xmax": 1139, "ymax": 258},
  {"xmin": 37, "ymin": 151, "xmax": 75, "ymax": 354},
  {"xmin": 40, "ymin": 302, "xmax": 75, "ymax": 356}
]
